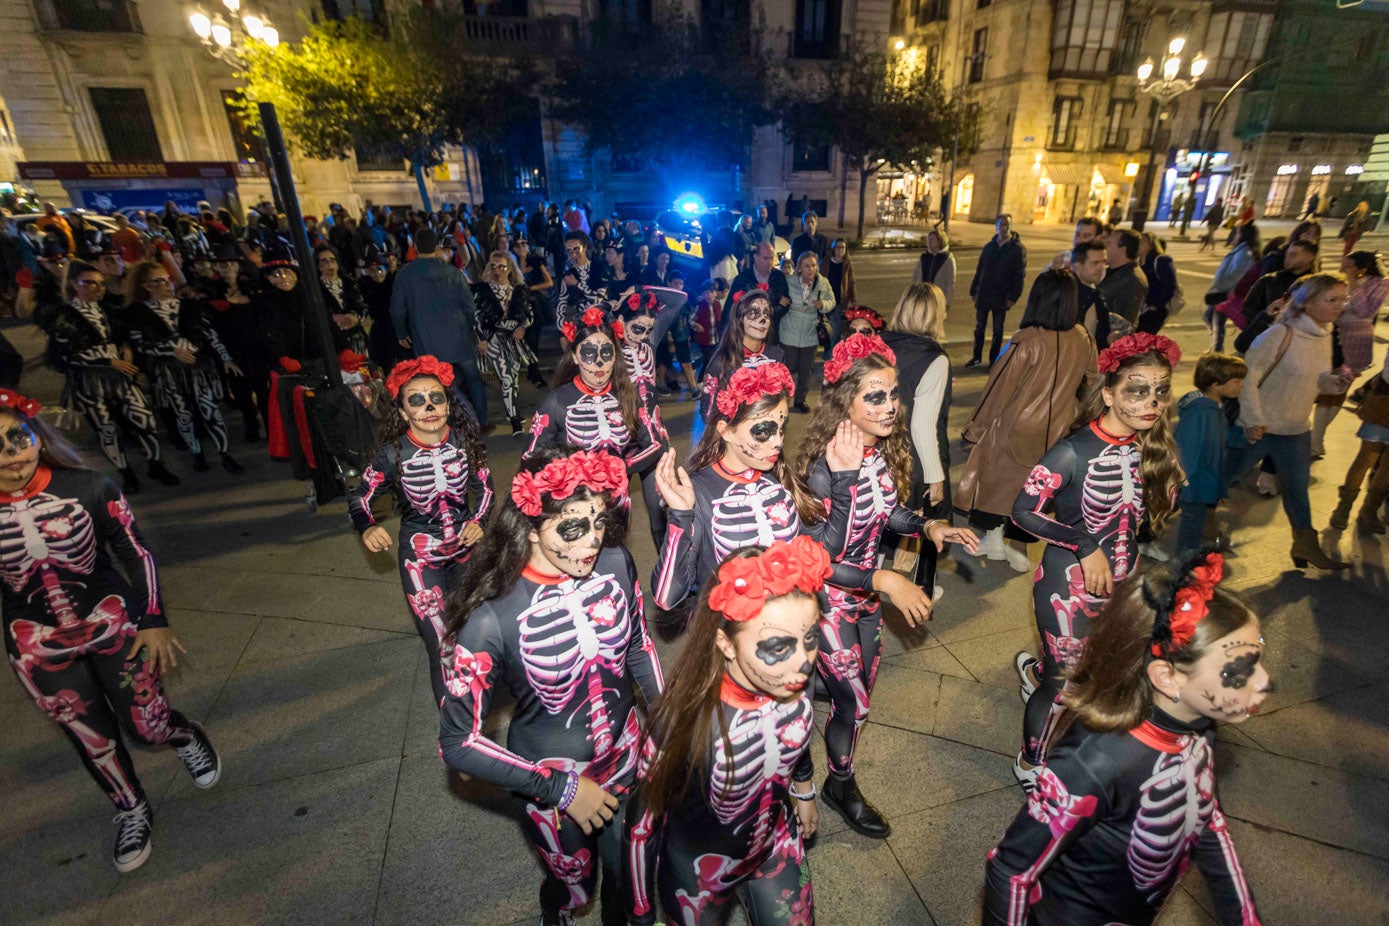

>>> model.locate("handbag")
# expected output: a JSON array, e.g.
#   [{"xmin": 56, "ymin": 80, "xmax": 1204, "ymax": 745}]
[
  {"xmin": 1168, "ymin": 283, "xmax": 1187, "ymax": 317},
  {"xmin": 816, "ymin": 317, "xmax": 832, "ymax": 350},
  {"xmin": 1357, "ymin": 374, "xmax": 1389, "ymax": 428}
]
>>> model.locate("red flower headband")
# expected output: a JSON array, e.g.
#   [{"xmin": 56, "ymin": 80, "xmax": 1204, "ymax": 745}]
[
  {"xmin": 0, "ymin": 389, "xmax": 41, "ymax": 418},
  {"xmin": 708, "ymin": 536, "xmax": 833, "ymax": 622},
  {"xmin": 563, "ymin": 306, "xmax": 622, "ymax": 343},
  {"xmin": 510, "ymin": 450, "xmax": 629, "ymax": 517},
  {"xmin": 715, "ymin": 362, "xmax": 796, "ymax": 419},
  {"xmin": 1098, "ymin": 333, "xmax": 1182, "ymax": 375},
  {"xmin": 843, "ymin": 306, "xmax": 884, "ymax": 329},
  {"xmin": 1151, "ymin": 552, "xmax": 1224, "ymax": 657},
  {"xmin": 823, "ymin": 333, "xmax": 896, "ymax": 384},
  {"xmin": 730, "ymin": 283, "xmax": 771, "ymax": 307},
  {"xmin": 385, "ymin": 355, "xmax": 454, "ymax": 398},
  {"xmin": 625, "ymin": 291, "xmax": 658, "ymax": 314}
]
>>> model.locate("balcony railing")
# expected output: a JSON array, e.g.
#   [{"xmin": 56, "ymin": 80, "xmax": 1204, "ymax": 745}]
[
  {"xmin": 460, "ymin": 14, "xmax": 577, "ymax": 50},
  {"xmin": 1101, "ymin": 129, "xmax": 1130, "ymax": 150}
]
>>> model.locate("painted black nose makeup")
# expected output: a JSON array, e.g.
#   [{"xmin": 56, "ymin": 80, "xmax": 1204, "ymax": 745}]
[
  {"xmin": 406, "ymin": 392, "xmax": 447, "ymax": 408},
  {"xmin": 579, "ymin": 343, "xmax": 616, "ymax": 365}
]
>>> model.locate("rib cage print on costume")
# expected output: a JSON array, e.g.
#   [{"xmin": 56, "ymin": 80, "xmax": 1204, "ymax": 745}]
[
  {"xmin": 984, "ymin": 711, "xmax": 1261, "ymax": 926},
  {"xmin": 624, "ymin": 676, "xmax": 815, "ymax": 926},
  {"xmin": 525, "ymin": 377, "xmax": 660, "ymax": 473}
]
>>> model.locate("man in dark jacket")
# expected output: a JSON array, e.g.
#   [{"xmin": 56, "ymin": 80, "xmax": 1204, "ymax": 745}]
[
  {"xmin": 1099, "ymin": 228, "xmax": 1148, "ymax": 326},
  {"xmin": 790, "ymin": 212, "xmax": 831, "ymax": 266},
  {"xmin": 1233, "ymin": 240, "xmax": 1318, "ymax": 354},
  {"xmin": 1071, "ymin": 239, "xmax": 1112, "ymax": 349},
  {"xmin": 390, "ymin": 227, "xmax": 491, "ymax": 431},
  {"xmin": 967, "ymin": 214, "xmax": 1027, "ymax": 366},
  {"xmin": 726, "ymin": 241, "xmax": 792, "ymax": 337}
]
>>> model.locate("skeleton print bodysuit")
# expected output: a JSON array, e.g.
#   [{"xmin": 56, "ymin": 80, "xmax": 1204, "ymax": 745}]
[
  {"xmin": 439, "ymin": 547, "xmax": 663, "ymax": 926},
  {"xmin": 348, "ymin": 429, "xmax": 493, "ymax": 704},
  {"xmin": 651, "ymin": 461, "xmax": 868, "ymax": 612},
  {"xmin": 624, "ymin": 675, "xmax": 816, "ymax": 926},
  {"xmin": 984, "ymin": 710, "xmax": 1261, "ymax": 926},
  {"xmin": 621, "ymin": 340, "xmax": 671, "ymax": 548},
  {"xmin": 807, "ymin": 448, "xmax": 925, "ymax": 778},
  {"xmin": 1012, "ymin": 420, "xmax": 1146, "ymax": 767},
  {"xmin": 525, "ymin": 377, "xmax": 662, "ymax": 474},
  {"xmin": 1, "ymin": 466, "xmax": 197, "ymax": 811}
]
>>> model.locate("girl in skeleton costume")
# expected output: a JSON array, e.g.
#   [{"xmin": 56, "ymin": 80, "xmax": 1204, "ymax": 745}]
[
  {"xmin": 1011, "ymin": 334, "xmax": 1184, "ymax": 791},
  {"xmin": 123, "ymin": 260, "xmax": 246, "ymax": 476},
  {"xmin": 617, "ymin": 291, "xmax": 673, "ymax": 545},
  {"xmin": 315, "ymin": 244, "xmax": 369, "ymax": 357},
  {"xmin": 439, "ymin": 448, "xmax": 664, "ymax": 926},
  {"xmin": 0, "ymin": 391, "xmax": 220, "ymax": 873},
  {"xmin": 794, "ymin": 334, "xmax": 980, "ymax": 838},
  {"xmin": 625, "ymin": 538, "xmax": 831, "ymax": 926},
  {"xmin": 349, "ymin": 356, "xmax": 492, "ymax": 705},
  {"xmin": 473, "ymin": 249, "xmax": 540, "ymax": 436},
  {"xmin": 35, "ymin": 261, "xmax": 180, "ymax": 496},
  {"xmin": 984, "ymin": 551, "xmax": 1266, "ymax": 926},
  {"xmin": 524, "ymin": 306, "xmax": 664, "ymax": 542},
  {"xmin": 699, "ymin": 289, "xmax": 786, "ymax": 421}
]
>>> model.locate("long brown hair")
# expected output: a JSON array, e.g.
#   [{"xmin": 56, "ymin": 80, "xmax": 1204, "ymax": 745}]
[
  {"xmin": 552, "ymin": 321, "xmax": 641, "ymax": 438},
  {"xmin": 1070, "ymin": 352, "xmax": 1183, "ymax": 534},
  {"xmin": 1064, "ymin": 565, "xmax": 1257, "ymax": 732},
  {"xmin": 794, "ymin": 353, "xmax": 912, "ymax": 523},
  {"xmin": 641, "ymin": 548, "xmax": 820, "ymax": 819},
  {"xmin": 124, "ymin": 259, "xmax": 170, "ymax": 308},
  {"xmin": 706, "ymin": 289, "xmax": 774, "ymax": 382},
  {"xmin": 688, "ymin": 389, "xmax": 820, "ymax": 524}
]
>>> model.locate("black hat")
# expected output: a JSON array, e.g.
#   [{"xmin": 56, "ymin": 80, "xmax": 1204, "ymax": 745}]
[
  {"xmin": 262, "ymin": 237, "xmax": 297, "ymax": 269},
  {"xmin": 414, "ymin": 226, "xmax": 439, "ymax": 254},
  {"xmin": 360, "ymin": 243, "xmax": 386, "ymax": 267}
]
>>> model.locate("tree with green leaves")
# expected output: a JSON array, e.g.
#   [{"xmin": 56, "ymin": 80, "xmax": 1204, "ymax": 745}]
[
  {"xmin": 779, "ymin": 45, "xmax": 963, "ymax": 242},
  {"xmin": 239, "ymin": 12, "xmax": 539, "ymax": 212}
]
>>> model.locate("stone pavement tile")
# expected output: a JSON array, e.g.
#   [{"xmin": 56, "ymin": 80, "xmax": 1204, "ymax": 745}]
[
  {"xmin": 99, "ymin": 756, "xmax": 400, "ymax": 926},
  {"xmin": 301, "ymin": 574, "xmax": 422, "ymax": 632},
  {"xmin": 1215, "ymin": 740, "xmax": 1389, "ymax": 859},
  {"xmin": 171, "ymin": 567, "xmax": 323, "ymax": 619},
  {"xmin": 806, "ymin": 829, "xmax": 933, "ymax": 925},
  {"xmin": 882, "ymin": 639, "xmax": 976, "ymax": 682},
  {"xmin": 850, "ymin": 725, "xmax": 1019, "ymax": 821},
  {"xmin": 869, "ymin": 663, "xmax": 942, "ymax": 735},
  {"xmin": 886, "ymin": 787, "xmax": 1022, "ymax": 926},
  {"xmin": 239, "ymin": 615, "xmax": 408, "ymax": 665},
  {"xmin": 925, "ymin": 576, "xmax": 1034, "ymax": 646},
  {"xmin": 168, "ymin": 636, "xmax": 416, "ymax": 795},
  {"xmin": 2, "ymin": 811, "xmax": 121, "ymax": 926},
  {"xmin": 939, "ymin": 626, "xmax": 1040, "ymax": 692},
  {"xmin": 931, "ymin": 674, "xmax": 1022, "ymax": 758},
  {"xmin": 879, "ymin": 606, "xmax": 938, "ymax": 659},
  {"xmin": 230, "ymin": 529, "xmax": 399, "ymax": 583},
  {"xmin": 1237, "ymin": 682, "xmax": 1389, "ymax": 782},
  {"xmin": 1155, "ymin": 885, "xmax": 1220, "ymax": 925},
  {"xmin": 1182, "ymin": 817, "xmax": 1389, "ymax": 924},
  {"xmin": 1244, "ymin": 636, "xmax": 1370, "ymax": 715},
  {"xmin": 0, "ymin": 695, "xmax": 123, "ymax": 837},
  {"xmin": 375, "ymin": 752, "xmax": 546, "ymax": 926}
]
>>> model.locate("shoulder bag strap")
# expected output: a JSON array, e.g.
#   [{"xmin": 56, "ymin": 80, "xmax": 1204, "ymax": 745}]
[{"xmin": 1257, "ymin": 324, "xmax": 1296, "ymax": 389}]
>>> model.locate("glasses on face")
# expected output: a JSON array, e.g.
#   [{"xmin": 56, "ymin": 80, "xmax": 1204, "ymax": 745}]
[
  {"xmin": 405, "ymin": 391, "xmax": 448, "ymax": 408},
  {"xmin": 488, "ymin": 263, "xmax": 509, "ymax": 273},
  {"xmin": 578, "ymin": 343, "xmax": 616, "ymax": 366}
]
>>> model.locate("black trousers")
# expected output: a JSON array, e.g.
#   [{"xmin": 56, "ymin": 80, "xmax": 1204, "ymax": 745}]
[
  {"xmin": 781, "ymin": 344, "xmax": 818, "ymax": 407},
  {"xmin": 973, "ymin": 302, "xmax": 1008, "ymax": 363}
]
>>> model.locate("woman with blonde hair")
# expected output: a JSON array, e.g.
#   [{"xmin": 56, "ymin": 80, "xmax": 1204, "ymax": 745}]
[
  {"xmin": 912, "ymin": 227, "xmax": 956, "ymax": 305},
  {"xmin": 1229, "ymin": 271, "xmax": 1354, "ymax": 568},
  {"xmin": 882, "ymin": 282, "xmax": 953, "ymax": 595}
]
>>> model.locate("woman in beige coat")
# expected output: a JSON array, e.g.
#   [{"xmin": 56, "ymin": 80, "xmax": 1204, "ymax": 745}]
[{"xmin": 955, "ymin": 270, "xmax": 1099, "ymax": 570}]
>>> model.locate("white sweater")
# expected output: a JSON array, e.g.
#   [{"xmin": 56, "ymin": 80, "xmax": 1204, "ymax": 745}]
[{"xmin": 1237, "ymin": 313, "xmax": 1341, "ymax": 436}]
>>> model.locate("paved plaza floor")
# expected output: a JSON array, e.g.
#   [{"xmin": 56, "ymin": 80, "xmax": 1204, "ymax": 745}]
[{"xmin": 3, "ymin": 226, "xmax": 1388, "ymax": 924}]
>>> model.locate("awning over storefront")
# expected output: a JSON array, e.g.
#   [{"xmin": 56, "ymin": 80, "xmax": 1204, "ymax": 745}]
[
  {"xmin": 1094, "ymin": 165, "xmax": 1125, "ymax": 185},
  {"xmin": 1042, "ymin": 163, "xmax": 1089, "ymax": 187}
]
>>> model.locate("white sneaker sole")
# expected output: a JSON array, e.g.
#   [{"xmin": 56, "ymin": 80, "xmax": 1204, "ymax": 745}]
[
  {"xmin": 114, "ymin": 839, "xmax": 152, "ymax": 873},
  {"xmin": 1014, "ymin": 652, "xmax": 1039, "ymax": 704}
]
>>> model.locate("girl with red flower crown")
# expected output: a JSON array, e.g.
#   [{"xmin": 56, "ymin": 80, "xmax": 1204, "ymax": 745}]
[
  {"xmin": 984, "ymin": 551, "xmax": 1266, "ymax": 926},
  {"xmin": 794, "ymin": 333, "xmax": 981, "ymax": 838},
  {"xmin": 624, "ymin": 539, "xmax": 829, "ymax": 925},
  {"xmin": 699, "ymin": 289, "xmax": 786, "ymax": 420},
  {"xmin": 1010, "ymin": 333, "xmax": 1184, "ymax": 791},
  {"xmin": 348, "ymin": 356, "xmax": 493, "ymax": 705},
  {"xmin": 524, "ymin": 306, "xmax": 665, "ymax": 546},
  {"xmin": 439, "ymin": 447, "xmax": 663, "ymax": 926},
  {"xmin": 0, "ymin": 390, "xmax": 221, "ymax": 874}
]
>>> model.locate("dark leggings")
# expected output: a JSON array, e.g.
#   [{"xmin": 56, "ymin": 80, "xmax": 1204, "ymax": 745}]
[
  {"xmin": 973, "ymin": 303, "xmax": 1008, "ymax": 363},
  {"xmin": 781, "ymin": 344, "xmax": 818, "ymax": 407},
  {"xmin": 517, "ymin": 790, "xmax": 631, "ymax": 926},
  {"xmin": 1021, "ymin": 552, "xmax": 1103, "ymax": 766},
  {"xmin": 817, "ymin": 590, "xmax": 882, "ymax": 778},
  {"xmin": 9, "ymin": 621, "xmax": 195, "ymax": 810},
  {"xmin": 397, "ymin": 538, "xmax": 466, "ymax": 705}
]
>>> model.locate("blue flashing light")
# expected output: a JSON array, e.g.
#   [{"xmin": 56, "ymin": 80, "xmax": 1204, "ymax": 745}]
[{"xmin": 674, "ymin": 192, "xmax": 705, "ymax": 216}]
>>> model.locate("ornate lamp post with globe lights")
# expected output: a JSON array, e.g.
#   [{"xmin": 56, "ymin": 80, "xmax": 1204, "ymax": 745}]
[
  {"xmin": 188, "ymin": 0, "xmax": 279, "ymax": 66},
  {"xmin": 1132, "ymin": 37, "xmax": 1207, "ymax": 231}
]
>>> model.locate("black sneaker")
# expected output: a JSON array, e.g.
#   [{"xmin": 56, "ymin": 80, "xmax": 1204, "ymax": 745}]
[
  {"xmin": 192, "ymin": 451, "xmax": 210, "ymax": 472},
  {"xmin": 146, "ymin": 460, "xmax": 181, "ymax": 487},
  {"xmin": 965, "ymin": 358, "xmax": 981, "ymax": 368},
  {"xmin": 112, "ymin": 800, "xmax": 153, "ymax": 872},
  {"xmin": 174, "ymin": 721, "xmax": 222, "ymax": 789},
  {"xmin": 510, "ymin": 417, "xmax": 524, "ymax": 436},
  {"xmin": 119, "ymin": 467, "xmax": 141, "ymax": 496}
]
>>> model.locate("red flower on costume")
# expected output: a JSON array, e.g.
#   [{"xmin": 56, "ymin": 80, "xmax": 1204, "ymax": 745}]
[
  {"xmin": 385, "ymin": 355, "xmax": 456, "ymax": 398},
  {"xmin": 715, "ymin": 362, "xmax": 796, "ymax": 419},
  {"xmin": 1097, "ymin": 333, "xmax": 1182, "ymax": 374},
  {"xmin": 0, "ymin": 389, "xmax": 42, "ymax": 418},
  {"xmin": 756, "ymin": 282, "xmax": 769, "ymax": 292},
  {"xmin": 843, "ymin": 306, "xmax": 884, "ymax": 329},
  {"xmin": 823, "ymin": 333, "xmax": 896, "ymax": 384},
  {"xmin": 562, "ymin": 321, "xmax": 578, "ymax": 343},
  {"xmin": 708, "ymin": 536, "xmax": 832, "ymax": 622},
  {"xmin": 1157, "ymin": 554, "xmax": 1225, "ymax": 656}
]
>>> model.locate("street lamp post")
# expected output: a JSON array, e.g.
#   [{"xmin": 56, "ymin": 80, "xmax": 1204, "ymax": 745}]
[{"xmin": 1133, "ymin": 37, "xmax": 1207, "ymax": 231}]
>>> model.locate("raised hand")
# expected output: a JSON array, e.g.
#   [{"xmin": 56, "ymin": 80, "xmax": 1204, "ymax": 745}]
[
  {"xmin": 654, "ymin": 450, "xmax": 695, "ymax": 512},
  {"xmin": 825, "ymin": 421, "xmax": 866, "ymax": 473}
]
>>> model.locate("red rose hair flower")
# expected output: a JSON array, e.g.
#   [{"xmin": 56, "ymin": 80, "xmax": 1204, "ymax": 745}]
[
  {"xmin": 611, "ymin": 319, "xmax": 625, "ymax": 341},
  {"xmin": 1097, "ymin": 333, "xmax": 1182, "ymax": 375},
  {"xmin": 562, "ymin": 321, "xmax": 578, "ymax": 343},
  {"xmin": 581, "ymin": 305, "xmax": 608, "ymax": 328},
  {"xmin": 715, "ymin": 362, "xmax": 796, "ymax": 419},
  {"xmin": 386, "ymin": 355, "xmax": 455, "ymax": 398},
  {"xmin": 708, "ymin": 536, "xmax": 833, "ymax": 622},
  {"xmin": 843, "ymin": 306, "xmax": 884, "ymax": 329},
  {"xmin": 823, "ymin": 333, "xmax": 896, "ymax": 384},
  {"xmin": 509, "ymin": 450, "xmax": 629, "ymax": 517},
  {"xmin": 0, "ymin": 389, "xmax": 41, "ymax": 418},
  {"xmin": 1151, "ymin": 552, "xmax": 1225, "ymax": 657}
]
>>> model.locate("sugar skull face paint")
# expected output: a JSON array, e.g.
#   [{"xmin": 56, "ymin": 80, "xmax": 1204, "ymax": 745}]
[
  {"xmin": 716, "ymin": 594, "xmax": 821, "ymax": 702},
  {"xmin": 530, "ymin": 496, "xmax": 609, "ymax": 579},
  {"xmin": 576, "ymin": 332, "xmax": 616, "ymax": 390},
  {"xmin": 0, "ymin": 413, "xmax": 39, "ymax": 493},
  {"xmin": 847, "ymin": 320, "xmax": 876, "ymax": 337},
  {"xmin": 717, "ymin": 398, "xmax": 789, "ymax": 472},
  {"xmin": 397, "ymin": 375, "xmax": 449, "ymax": 441},
  {"xmin": 848, "ymin": 368, "xmax": 900, "ymax": 441},
  {"xmin": 740, "ymin": 297, "xmax": 772, "ymax": 343},
  {"xmin": 625, "ymin": 314, "xmax": 655, "ymax": 347},
  {"xmin": 1173, "ymin": 623, "xmax": 1271, "ymax": 723},
  {"xmin": 1102, "ymin": 363, "xmax": 1172, "ymax": 433}
]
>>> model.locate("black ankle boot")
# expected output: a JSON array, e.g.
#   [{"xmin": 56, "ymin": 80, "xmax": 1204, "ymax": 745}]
[
  {"xmin": 119, "ymin": 467, "xmax": 141, "ymax": 495},
  {"xmin": 192, "ymin": 451, "xmax": 210, "ymax": 472},
  {"xmin": 146, "ymin": 460, "xmax": 181, "ymax": 487},
  {"xmin": 510, "ymin": 416, "xmax": 523, "ymax": 436},
  {"xmin": 221, "ymin": 453, "xmax": 245, "ymax": 474},
  {"xmin": 823, "ymin": 774, "xmax": 890, "ymax": 838}
]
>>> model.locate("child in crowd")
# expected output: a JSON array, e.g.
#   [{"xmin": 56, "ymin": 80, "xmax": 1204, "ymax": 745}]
[
  {"xmin": 691, "ymin": 278, "xmax": 726, "ymax": 379},
  {"xmin": 1174, "ymin": 353, "xmax": 1246, "ymax": 557}
]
